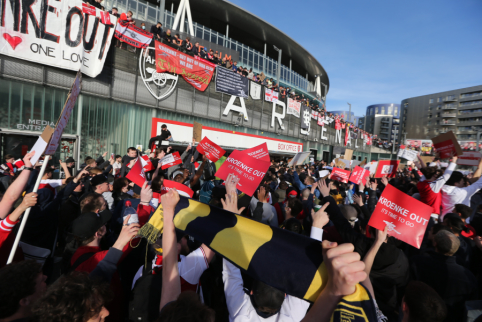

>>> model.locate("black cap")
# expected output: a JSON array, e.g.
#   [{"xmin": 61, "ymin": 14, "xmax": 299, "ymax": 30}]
[
  {"xmin": 72, "ymin": 211, "xmax": 110, "ymax": 240},
  {"xmin": 65, "ymin": 157, "xmax": 75, "ymax": 163},
  {"xmin": 91, "ymin": 174, "xmax": 108, "ymax": 187}
]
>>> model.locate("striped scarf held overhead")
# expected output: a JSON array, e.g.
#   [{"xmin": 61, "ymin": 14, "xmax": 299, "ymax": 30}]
[{"xmin": 138, "ymin": 197, "xmax": 377, "ymax": 321}]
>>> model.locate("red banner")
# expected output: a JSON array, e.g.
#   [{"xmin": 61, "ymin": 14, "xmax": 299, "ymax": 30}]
[
  {"xmin": 161, "ymin": 179, "xmax": 194, "ymax": 198},
  {"xmin": 433, "ymin": 139, "xmax": 456, "ymax": 159},
  {"xmin": 330, "ymin": 168, "xmax": 351, "ymax": 183},
  {"xmin": 160, "ymin": 151, "xmax": 182, "ymax": 170},
  {"xmin": 140, "ymin": 155, "xmax": 155, "ymax": 172},
  {"xmin": 349, "ymin": 166, "xmax": 368, "ymax": 185},
  {"xmin": 126, "ymin": 158, "xmax": 147, "ymax": 188},
  {"xmin": 155, "ymin": 41, "xmax": 215, "ymax": 91},
  {"xmin": 215, "ymin": 150, "xmax": 270, "ymax": 196},
  {"xmin": 196, "ymin": 137, "xmax": 226, "ymax": 162},
  {"xmin": 368, "ymin": 184, "xmax": 432, "ymax": 248},
  {"xmin": 242, "ymin": 143, "xmax": 270, "ymax": 162},
  {"xmin": 374, "ymin": 160, "xmax": 400, "ymax": 178}
]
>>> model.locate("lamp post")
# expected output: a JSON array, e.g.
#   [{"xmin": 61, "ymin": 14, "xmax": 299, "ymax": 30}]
[{"xmin": 273, "ymin": 45, "xmax": 282, "ymax": 87}]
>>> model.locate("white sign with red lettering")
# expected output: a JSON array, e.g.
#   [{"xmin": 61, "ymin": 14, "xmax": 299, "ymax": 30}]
[
  {"xmin": 287, "ymin": 98, "xmax": 301, "ymax": 118},
  {"xmin": 160, "ymin": 152, "xmax": 182, "ymax": 170},
  {"xmin": 457, "ymin": 152, "xmax": 482, "ymax": 166}
]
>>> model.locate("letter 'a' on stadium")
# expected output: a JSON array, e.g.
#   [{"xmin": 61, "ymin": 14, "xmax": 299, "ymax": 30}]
[{"xmin": 0, "ymin": 0, "xmax": 376, "ymax": 165}]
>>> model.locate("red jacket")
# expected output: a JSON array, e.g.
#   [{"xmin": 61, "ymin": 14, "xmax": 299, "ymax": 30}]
[
  {"xmin": 417, "ymin": 180, "xmax": 441, "ymax": 214},
  {"xmin": 0, "ymin": 216, "xmax": 24, "ymax": 267}
]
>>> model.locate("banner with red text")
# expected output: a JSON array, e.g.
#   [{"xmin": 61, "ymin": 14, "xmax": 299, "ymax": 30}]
[
  {"xmin": 457, "ymin": 152, "xmax": 482, "ymax": 166},
  {"xmin": 287, "ymin": 98, "xmax": 301, "ymax": 118},
  {"xmin": 431, "ymin": 131, "xmax": 463, "ymax": 158},
  {"xmin": 349, "ymin": 166, "xmax": 368, "ymax": 185},
  {"xmin": 215, "ymin": 150, "xmax": 270, "ymax": 196},
  {"xmin": 330, "ymin": 168, "xmax": 351, "ymax": 183},
  {"xmin": 126, "ymin": 158, "xmax": 147, "ymax": 188},
  {"xmin": 160, "ymin": 152, "xmax": 182, "ymax": 170},
  {"xmin": 0, "ymin": 0, "xmax": 117, "ymax": 77},
  {"xmin": 115, "ymin": 20, "xmax": 152, "ymax": 48},
  {"xmin": 242, "ymin": 143, "xmax": 270, "ymax": 162},
  {"xmin": 196, "ymin": 137, "xmax": 226, "ymax": 162},
  {"xmin": 368, "ymin": 184, "xmax": 432, "ymax": 248},
  {"xmin": 161, "ymin": 179, "xmax": 194, "ymax": 198},
  {"xmin": 140, "ymin": 155, "xmax": 155, "ymax": 172},
  {"xmin": 374, "ymin": 160, "xmax": 400, "ymax": 178},
  {"xmin": 155, "ymin": 41, "xmax": 215, "ymax": 91}
]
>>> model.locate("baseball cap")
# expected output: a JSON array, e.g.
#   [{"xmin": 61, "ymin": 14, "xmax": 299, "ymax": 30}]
[
  {"xmin": 171, "ymin": 169, "xmax": 184, "ymax": 180},
  {"xmin": 71, "ymin": 211, "xmax": 110, "ymax": 240},
  {"xmin": 91, "ymin": 174, "xmax": 108, "ymax": 187},
  {"xmin": 287, "ymin": 190, "xmax": 298, "ymax": 198}
]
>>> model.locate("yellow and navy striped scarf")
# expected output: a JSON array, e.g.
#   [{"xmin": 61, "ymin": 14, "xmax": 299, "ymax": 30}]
[{"xmin": 139, "ymin": 197, "xmax": 378, "ymax": 321}]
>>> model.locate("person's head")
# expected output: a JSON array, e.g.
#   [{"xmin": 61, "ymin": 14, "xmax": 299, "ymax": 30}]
[
  {"xmin": 445, "ymin": 171, "xmax": 465, "ymax": 187},
  {"xmin": 419, "ymin": 166, "xmax": 439, "ymax": 181},
  {"xmin": 127, "ymin": 10, "xmax": 133, "ymax": 18},
  {"xmin": 433, "ymin": 230, "xmax": 460, "ymax": 256},
  {"xmin": 401, "ymin": 281, "xmax": 446, "ymax": 322},
  {"xmin": 88, "ymin": 167, "xmax": 103, "ymax": 176},
  {"xmin": 65, "ymin": 176, "xmax": 84, "ymax": 193},
  {"xmin": 428, "ymin": 223, "xmax": 450, "ymax": 241},
  {"xmin": 454, "ymin": 204, "xmax": 472, "ymax": 222},
  {"xmin": 127, "ymin": 147, "xmax": 138, "ymax": 158},
  {"xmin": 85, "ymin": 158, "xmax": 97, "ymax": 168},
  {"xmin": 141, "ymin": 22, "xmax": 146, "ymax": 29},
  {"xmin": 283, "ymin": 218, "xmax": 302, "ymax": 234},
  {"xmin": 32, "ymin": 272, "xmax": 112, "ymax": 322},
  {"xmin": 151, "ymin": 174, "xmax": 164, "ymax": 193},
  {"xmin": 161, "ymin": 124, "xmax": 168, "ymax": 132},
  {"xmin": 166, "ymin": 29, "xmax": 171, "ymax": 35},
  {"xmin": 80, "ymin": 193, "xmax": 106, "ymax": 214},
  {"xmin": 72, "ymin": 210, "xmax": 109, "ymax": 247},
  {"xmin": 301, "ymin": 188, "xmax": 310, "ymax": 200},
  {"xmin": 113, "ymin": 177, "xmax": 130, "ymax": 194},
  {"xmin": 91, "ymin": 175, "xmax": 109, "ymax": 194},
  {"xmin": 111, "ymin": 7, "xmax": 118, "ymax": 14},
  {"xmin": 172, "ymin": 169, "xmax": 184, "ymax": 183},
  {"xmin": 338, "ymin": 205, "xmax": 358, "ymax": 228},
  {"xmin": 115, "ymin": 155, "xmax": 122, "ymax": 163},
  {"xmin": 175, "ymin": 33, "xmax": 180, "ymax": 39},
  {"xmin": 42, "ymin": 167, "xmax": 55, "ymax": 179},
  {"xmin": 156, "ymin": 21, "xmax": 162, "ymax": 28},
  {"xmin": 185, "ymin": 37, "xmax": 190, "ymax": 42},
  {"xmin": 195, "ymin": 42, "xmax": 199, "ymax": 47},
  {"xmin": 0, "ymin": 260, "xmax": 46, "ymax": 320},
  {"xmin": 286, "ymin": 198, "xmax": 303, "ymax": 219},
  {"xmin": 443, "ymin": 214, "xmax": 469, "ymax": 236},
  {"xmin": 5, "ymin": 154, "xmax": 14, "ymax": 163},
  {"xmin": 158, "ymin": 291, "xmax": 214, "ymax": 322},
  {"xmin": 249, "ymin": 280, "xmax": 285, "ymax": 318},
  {"xmin": 303, "ymin": 175, "xmax": 315, "ymax": 186}
]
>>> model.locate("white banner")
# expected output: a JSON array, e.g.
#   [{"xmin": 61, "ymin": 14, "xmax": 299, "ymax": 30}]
[
  {"xmin": 250, "ymin": 82, "xmax": 262, "ymax": 100},
  {"xmin": 397, "ymin": 149, "xmax": 419, "ymax": 161},
  {"xmin": 288, "ymin": 151, "xmax": 311, "ymax": 166},
  {"xmin": 287, "ymin": 98, "xmax": 301, "ymax": 118},
  {"xmin": 0, "ymin": 1, "xmax": 117, "ymax": 77},
  {"xmin": 457, "ymin": 152, "xmax": 482, "ymax": 166},
  {"xmin": 311, "ymin": 110, "xmax": 318, "ymax": 120},
  {"xmin": 264, "ymin": 88, "xmax": 279, "ymax": 102}
]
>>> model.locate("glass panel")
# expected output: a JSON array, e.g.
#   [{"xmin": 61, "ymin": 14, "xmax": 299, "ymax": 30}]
[
  {"xmin": 203, "ymin": 29, "xmax": 210, "ymax": 41},
  {"xmin": 196, "ymin": 26, "xmax": 203, "ymax": 39},
  {"xmin": 117, "ymin": 0, "xmax": 127, "ymax": 14},
  {"xmin": 147, "ymin": 6, "xmax": 157, "ymax": 23},
  {"xmin": 137, "ymin": 2, "xmax": 146, "ymax": 20},
  {"xmin": 127, "ymin": 0, "xmax": 137, "ymax": 17},
  {"xmin": 217, "ymin": 35, "xmax": 224, "ymax": 46},
  {"xmin": 248, "ymin": 50, "xmax": 253, "ymax": 65}
]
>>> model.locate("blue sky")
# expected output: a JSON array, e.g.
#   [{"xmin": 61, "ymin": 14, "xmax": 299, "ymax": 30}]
[{"xmin": 228, "ymin": 0, "xmax": 482, "ymax": 117}]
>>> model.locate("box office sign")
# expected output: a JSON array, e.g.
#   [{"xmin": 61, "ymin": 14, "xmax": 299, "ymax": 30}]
[{"xmin": 0, "ymin": 0, "xmax": 117, "ymax": 77}]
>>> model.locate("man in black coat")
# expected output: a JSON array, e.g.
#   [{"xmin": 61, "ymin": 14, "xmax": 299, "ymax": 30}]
[{"xmin": 410, "ymin": 230, "xmax": 478, "ymax": 321}]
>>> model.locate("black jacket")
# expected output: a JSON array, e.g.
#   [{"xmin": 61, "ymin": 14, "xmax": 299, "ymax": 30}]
[
  {"xmin": 112, "ymin": 191, "xmax": 133, "ymax": 208},
  {"xmin": 410, "ymin": 251, "xmax": 478, "ymax": 321},
  {"xmin": 150, "ymin": 25, "xmax": 163, "ymax": 40}
]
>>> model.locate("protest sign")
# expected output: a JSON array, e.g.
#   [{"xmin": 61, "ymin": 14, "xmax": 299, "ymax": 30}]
[
  {"xmin": 126, "ymin": 158, "xmax": 147, "ymax": 189},
  {"xmin": 398, "ymin": 149, "xmax": 419, "ymax": 161},
  {"xmin": 140, "ymin": 155, "xmax": 155, "ymax": 172},
  {"xmin": 330, "ymin": 168, "xmax": 351, "ymax": 183},
  {"xmin": 344, "ymin": 149, "xmax": 353, "ymax": 161},
  {"xmin": 250, "ymin": 82, "xmax": 262, "ymax": 100},
  {"xmin": 335, "ymin": 158, "xmax": 350, "ymax": 169},
  {"xmin": 161, "ymin": 179, "xmax": 194, "ymax": 198},
  {"xmin": 431, "ymin": 131, "xmax": 463, "ymax": 158},
  {"xmin": 243, "ymin": 143, "xmax": 270, "ymax": 162},
  {"xmin": 375, "ymin": 160, "xmax": 400, "ymax": 178},
  {"xmin": 364, "ymin": 161, "xmax": 378, "ymax": 175},
  {"xmin": 368, "ymin": 184, "xmax": 432, "ymax": 248},
  {"xmin": 215, "ymin": 66, "xmax": 249, "ymax": 98},
  {"xmin": 0, "ymin": 0, "xmax": 117, "ymax": 77},
  {"xmin": 351, "ymin": 160, "xmax": 361, "ymax": 169},
  {"xmin": 264, "ymin": 88, "xmax": 279, "ymax": 102},
  {"xmin": 155, "ymin": 41, "xmax": 215, "ymax": 91},
  {"xmin": 457, "ymin": 152, "xmax": 482, "ymax": 166},
  {"xmin": 45, "ymin": 71, "xmax": 82, "ymax": 155},
  {"xmin": 193, "ymin": 122, "xmax": 203, "ymax": 143},
  {"xmin": 160, "ymin": 152, "xmax": 182, "ymax": 170},
  {"xmin": 29, "ymin": 126, "xmax": 55, "ymax": 166},
  {"xmin": 359, "ymin": 158, "xmax": 367, "ymax": 167},
  {"xmin": 115, "ymin": 19, "xmax": 152, "ymax": 48},
  {"xmin": 196, "ymin": 137, "xmax": 226, "ymax": 162},
  {"xmin": 215, "ymin": 150, "xmax": 270, "ymax": 196},
  {"xmin": 287, "ymin": 98, "xmax": 301, "ymax": 118},
  {"xmin": 349, "ymin": 166, "xmax": 368, "ymax": 185},
  {"xmin": 288, "ymin": 151, "xmax": 311, "ymax": 166}
]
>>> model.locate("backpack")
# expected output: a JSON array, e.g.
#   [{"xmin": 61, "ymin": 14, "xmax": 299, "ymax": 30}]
[{"xmin": 129, "ymin": 267, "xmax": 163, "ymax": 322}]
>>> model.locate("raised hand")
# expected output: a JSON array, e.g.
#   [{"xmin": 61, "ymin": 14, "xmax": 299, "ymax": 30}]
[
  {"xmin": 381, "ymin": 175, "xmax": 388, "ymax": 186},
  {"xmin": 257, "ymin": 186, "xmax": 269, "ymax": 203},
  {"xmin": 312, "ymin": 202, "xmax": 330, "ymax": 229},
  {"xmin": 23, "ymin": 151, "xmax": 35, "ymax": 168},
  {"xmin": 317, "ymin": 179, "xmax": 330, "ymax": 197},
  {"xmin": 221, "ymin": 191, "xmax": 245, "ymax": 214},
  {"xmin": 140, "ymin": 181, "xmax": 153, "ymax": 204},
  {"xmin": 113, "ymin": 215, "xmax": 141, "ymax": 250},
  {"xmin": 353, "ymin": 193, "xmax": 364, "ymax": 207}
]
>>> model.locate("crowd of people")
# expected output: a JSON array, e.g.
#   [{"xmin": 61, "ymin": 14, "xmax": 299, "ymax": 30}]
[{"xmin": 0, "ymin": 122, "xmax": 481, "ymax": 322}]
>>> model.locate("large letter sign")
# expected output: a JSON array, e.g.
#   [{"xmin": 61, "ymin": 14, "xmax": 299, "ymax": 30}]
[
  {"xmin": 223, "ymin": 96, "xmax": 249, "ymax": 121},
  {"xmin": 368, "ymin": 184, "xmax": 432, "ymax": 248},
  {"xmin": 271, "ymin": 100, "xmax": 286, "ymax": 130}
]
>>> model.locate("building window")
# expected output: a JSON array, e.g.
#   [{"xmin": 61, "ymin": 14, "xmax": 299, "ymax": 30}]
[
  {"xmin": 437, "ymin": 97, "xmax": 442, "ymax": 102},
  {"xmin": 436, "ymin": 113, "xmax": 440, "ymax": 117},
  {"xmin": 375, "ymin": 107, "xmax": 378, "ymax": 114},
  {"xmin": 429, "ymin": 98, "xmax": 434, "ymax": 104},
  {"xmin": 461, "ymin": 91, "xmax": 482, "ymax": 98}
]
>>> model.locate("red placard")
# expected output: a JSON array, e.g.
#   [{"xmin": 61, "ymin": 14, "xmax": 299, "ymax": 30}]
[
  {"xmin": 196, "ymin": 137, "xmax": 226, "ymax": 162},
  {"xmin": 374, "ymin": 160, "xmax": 400, "ymax": 178},
  {"xmin": 433, "ymin": 139, "xmax": 456, "ymax": 159},
  {"xmin": 126, "ymin": 158, "xmax": 146, "ymax": 188},
  {"xmin": 161, "ymin": 179, "xmax": 194, "ymax": 198},
  {"xmin": 155, "ymin": 41, "xmax": 215, "ymax": 92},
  {"xmin": 330, "ymin": 168, "xmax": 351, "ymax": 183},
  {"xmin": 349, "ymin": 166, "xmax": 368, "ymax": 185},
  {"xmin": 160, "ymin": 152, "xmax": 182, "ymax": 170},
  {"xmin": 368, "ymin": 184, "xmax": 432, "ymax": 248},
  {"xmin": 140, "ymin": 155, "xmax": 155, "ymax": 172},
  {"xmin": 215, "ymin": 150, "xmax": 270, "ymax": 196},
  {"xmin": 242, "ymin": 143, "xmax": 270, "ymax": 162}
]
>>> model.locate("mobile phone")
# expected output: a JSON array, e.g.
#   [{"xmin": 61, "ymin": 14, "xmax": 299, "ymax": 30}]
[{"xmin": 111, "ymin": 153, "xmax": 114, "ymax": 158}]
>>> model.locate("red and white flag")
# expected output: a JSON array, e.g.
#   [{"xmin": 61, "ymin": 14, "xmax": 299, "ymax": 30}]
[
  {"xmin": 160, "ymin": 152, "xmax": 182, "ymax": 170},
  {"xmin": 140, "ymin": 155, "xmax": 155, "ymax": 172},
  {"xmin": 126, "ymin": 157, "xmax": 147, "ymax": 188},
  {"xmin": 82, "ymin": 3, "xmax": 112, "ymax": 25},
  {"xmin": 114, "ymin": 20, "xmax": 153, "ymax": 48},
  {"xmin": 161, "ymin": 180, "xmax": 194, "ymax": 198},
  {"xmin": 264, "ymin": 88, "xmax": 279, "ymax": 102}
]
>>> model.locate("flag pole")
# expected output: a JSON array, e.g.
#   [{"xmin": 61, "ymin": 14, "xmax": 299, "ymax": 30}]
[{"xmin": 7, "ymin": 155, "xmax": 51, "ymax": 264}]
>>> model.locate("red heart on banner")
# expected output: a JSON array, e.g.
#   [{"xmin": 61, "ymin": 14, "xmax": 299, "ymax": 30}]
[{"xmin": 3, "ymin": 33, "xmax": 22, "ymax": 50}]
